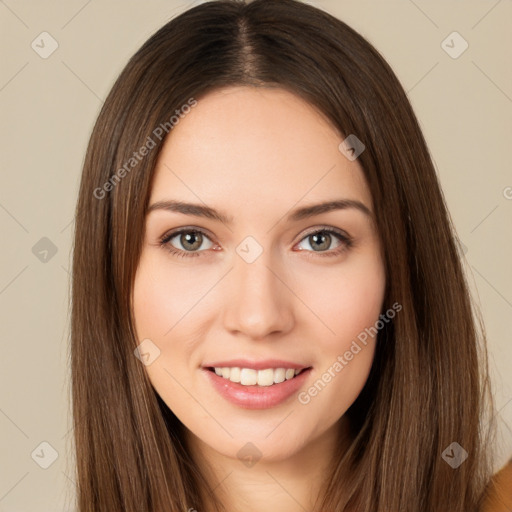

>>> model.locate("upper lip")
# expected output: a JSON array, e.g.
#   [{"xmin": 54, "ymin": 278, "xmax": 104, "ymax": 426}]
[{"xmin": 203, "ymin": 359, "xmax": 311, "ymax": 371}]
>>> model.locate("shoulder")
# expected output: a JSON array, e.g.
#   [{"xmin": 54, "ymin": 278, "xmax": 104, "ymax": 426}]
[{"xmin": 480, "ymin": 458, "xmax": 512, "ymax": 512}]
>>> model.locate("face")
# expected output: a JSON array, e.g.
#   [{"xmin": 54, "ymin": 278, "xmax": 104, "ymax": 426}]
[{"xmin": 132, "ymin": 86, "xmax": 386, "ymax": 463}]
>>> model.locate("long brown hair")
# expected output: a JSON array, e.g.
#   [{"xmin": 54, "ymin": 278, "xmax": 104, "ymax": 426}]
[{"xmin": 70, "ymin": 0, "xmax": 496, "ymax": 510}]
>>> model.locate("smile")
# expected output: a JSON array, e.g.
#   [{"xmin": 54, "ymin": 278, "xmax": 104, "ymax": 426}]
[
  {"xmin": 203, "ymin": 366, "xmax": 313, "ymax": 409},
  {"xmin": 209, "ymin": 366, "xmax": 307, "ymax": 386}
]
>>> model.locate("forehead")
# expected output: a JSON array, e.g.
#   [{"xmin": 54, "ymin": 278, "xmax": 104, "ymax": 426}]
[{"xmin": 149, "ymin": 86, "xmax": 372, "ymax": 216}]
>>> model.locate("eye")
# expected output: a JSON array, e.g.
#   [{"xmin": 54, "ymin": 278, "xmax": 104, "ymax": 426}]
[
  {"xmin": 159, "ymin": 228, "xmax": 215, "ymax": 258},
  {"xmin": 295, "ymin": 227, "xmax": 353, "ymax": 258},
  {"xmin": 159, "ymin": 226, "xmax": 353, "ymax": 259}
]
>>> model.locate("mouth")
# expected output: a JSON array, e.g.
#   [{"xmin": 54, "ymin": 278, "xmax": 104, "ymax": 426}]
[
  {"xmin": 205, "ymin": 366, "xmax": 312, "ymax": 387},
  {"xmin": 203, "ymin": 365, "xmax": 313, "ymax": 409}
]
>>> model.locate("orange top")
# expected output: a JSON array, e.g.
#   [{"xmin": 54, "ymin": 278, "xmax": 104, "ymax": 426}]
[{"xmin": 480, "ymin": 459, "xmax": 512, "ymax": 511}]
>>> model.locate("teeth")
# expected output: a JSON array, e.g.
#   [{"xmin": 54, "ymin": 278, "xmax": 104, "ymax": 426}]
[
  {"xmin": 212, "ymin": 367, "xmax": 305, "ymax": 386},
  {"xmin": 274, "ymin": 368, "xmax": 286, "ymax": 383},
  {"xmin": 240, "ymin": 368, "xmax": 258, "ymax": 386},
  {"xmin": 229, "ymin": 367, "xmax": 241, "ymax": 383}
]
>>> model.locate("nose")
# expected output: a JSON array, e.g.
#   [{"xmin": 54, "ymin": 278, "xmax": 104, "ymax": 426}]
[{"xmin": 221, "ymin": 249, "xmax": 295, "ymax": 340}]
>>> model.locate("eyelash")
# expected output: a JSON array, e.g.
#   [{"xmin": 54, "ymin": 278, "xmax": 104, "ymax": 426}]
[{"xmin": 158, "ymin": 226, "xmax": 353, "ymax": 260}]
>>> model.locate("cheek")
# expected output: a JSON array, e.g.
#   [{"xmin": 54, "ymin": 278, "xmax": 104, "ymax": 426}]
[
  {"xmin": 132, "ymin": 269, "xmax": 169, "ymax": 340},
  {"xmin": 132, "ymin": 254, "xmax": 218, "ymax": 391},
  {"xmin": 132, "ymin": 256, "xmax": 185, "ymax": 387},
  {"xmin": 132, "ymin": 256, "xmax": 206, "ymax": 408},
  {"xmin": 296, "ymin": 250, "xmax": 386, "ymax": 350},
  {"xmin": 132, "ymin": 254, "xmax": 207, "ymax": 340},
  {"xmin": 293, "ymin": 251, "xmax": 385, "ymax": 411}
]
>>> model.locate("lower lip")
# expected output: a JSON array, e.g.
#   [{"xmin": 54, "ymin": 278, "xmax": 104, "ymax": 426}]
[{"xmin": 203, "ymin": 367, "xmax": 312, "ymax": 409}]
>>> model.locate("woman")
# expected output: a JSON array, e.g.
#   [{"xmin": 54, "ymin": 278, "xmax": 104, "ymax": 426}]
[{"xmin": 70, "ymin": 0, "xmax": 508, "ymax": 510}]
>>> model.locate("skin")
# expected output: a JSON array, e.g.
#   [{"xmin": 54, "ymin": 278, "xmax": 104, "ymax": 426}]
[{"xmin": 132, "ymin": 86, "xmax": 386, "ymax": 512}]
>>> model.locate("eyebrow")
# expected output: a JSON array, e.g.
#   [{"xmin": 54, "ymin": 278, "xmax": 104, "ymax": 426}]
[{"xmin": 146, "ymin": 199, "xmax": 372, "ymax": 225}]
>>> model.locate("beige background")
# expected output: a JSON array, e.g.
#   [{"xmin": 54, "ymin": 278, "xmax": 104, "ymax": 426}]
[{"xmin": 1, "ymin": 0, "xmax": 511, "ymax": 510}]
